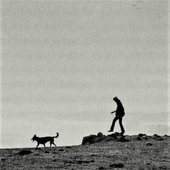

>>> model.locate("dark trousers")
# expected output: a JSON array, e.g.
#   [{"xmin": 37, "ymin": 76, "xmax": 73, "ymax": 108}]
[{"xmin": 110, "ymin": 116, "xmax": 125, "ymax": 134}]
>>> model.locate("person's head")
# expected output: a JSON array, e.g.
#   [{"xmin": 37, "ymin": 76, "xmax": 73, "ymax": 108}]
[{"xmin": 113, "ymin": 96, "xmax": 119, "ymax": 102}]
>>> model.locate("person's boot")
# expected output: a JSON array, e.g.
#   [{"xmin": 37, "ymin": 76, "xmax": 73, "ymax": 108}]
[
  {"xmin": 108, "ymin": 130, "xmax": 113, "ymax": 132},
  {"xmin": 120, "ymin": 131, "xmax": 125, "ymax": 135}
]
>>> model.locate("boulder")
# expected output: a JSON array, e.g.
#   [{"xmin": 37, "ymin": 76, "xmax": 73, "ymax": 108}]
[
  {"xmin": 82, "ymin": 135, "xmax": 97, "ymax": 145},
  {"xmin": 153, "ymin": 134, "xmax": 164, "ymax": 141},
  {"xmin": 16, "ymin": 150, "xmax": 32, "ymax": 156},
  {"xmin": 82, "ymin": 132, "xmax": 126, "ymax": 145},
  {"xmin": 82, "ymin": 133, "xmax": 107, "ymax": 145}
]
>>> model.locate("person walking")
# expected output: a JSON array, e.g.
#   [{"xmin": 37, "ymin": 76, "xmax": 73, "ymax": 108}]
[{"xmin": 108, "ymin": 96, "xmax": 125, "ymax": 134}]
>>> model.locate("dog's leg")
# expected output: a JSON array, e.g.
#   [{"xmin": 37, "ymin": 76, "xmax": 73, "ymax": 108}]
[
  {"xmin": 50, "ymin": 139, "xmax": 54, "ymax": 147},
  {"xmin": 36, "ymin": 143, "xmax": 39, "ymax": 148},
  {"xmin": 53, "ymin": 142, "xmax": 57, "ymax": 147}
]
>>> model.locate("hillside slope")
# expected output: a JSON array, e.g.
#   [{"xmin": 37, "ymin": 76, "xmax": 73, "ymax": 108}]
[{"xmin": 0, "ymin": 134, "xmax": 169, "ymax": 169}]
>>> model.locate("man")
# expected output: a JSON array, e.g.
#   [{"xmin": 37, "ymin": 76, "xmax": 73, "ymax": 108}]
[{"xmin": 108, "ymin": 96, "xmax": 125, "ymax": 134}]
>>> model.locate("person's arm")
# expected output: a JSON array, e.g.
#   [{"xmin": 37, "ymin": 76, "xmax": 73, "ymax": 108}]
[{"xmin": 111, "ymin": 110, "xmax": 116, "ymax": 114}]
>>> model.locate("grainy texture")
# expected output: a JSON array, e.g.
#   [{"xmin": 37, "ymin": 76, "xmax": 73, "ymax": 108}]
[{"xmin": 0, "ymin": 135, "xmax": 169, "ymax": 169}]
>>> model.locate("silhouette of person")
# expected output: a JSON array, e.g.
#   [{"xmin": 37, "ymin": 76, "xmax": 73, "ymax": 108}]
[{"xmin": 108, "ymin": 97, "xmax": 125, "ymax": 134}]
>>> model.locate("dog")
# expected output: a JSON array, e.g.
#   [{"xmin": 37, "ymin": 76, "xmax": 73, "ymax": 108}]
[{"xmin": 31, "ymin": 132, "xmax": 59, "ymax": 148}]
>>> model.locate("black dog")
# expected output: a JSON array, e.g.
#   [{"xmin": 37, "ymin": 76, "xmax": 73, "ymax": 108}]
[{"xmin": 31, "ymin": 132, "xmax": 59, "ymax": 148}]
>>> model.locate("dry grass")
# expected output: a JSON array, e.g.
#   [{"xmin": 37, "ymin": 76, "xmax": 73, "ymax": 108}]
[{"xmin": 0, "ymin": 135, "xmax": 169, "ymax": 169}]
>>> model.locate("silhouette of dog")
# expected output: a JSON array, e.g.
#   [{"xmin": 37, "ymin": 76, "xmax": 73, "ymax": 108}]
[{"xmin": 31, "ymin": 132, "xmax": 59, "ymax": 148}]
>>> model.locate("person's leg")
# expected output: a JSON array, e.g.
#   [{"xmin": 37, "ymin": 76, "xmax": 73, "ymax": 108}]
[
  {"xmin": 108, "ymin": 117, "xmax": 118, "ymax": 132},
  {"xmin": 119, "ymin": 117, "xmax": 125, "ymax": 134}
]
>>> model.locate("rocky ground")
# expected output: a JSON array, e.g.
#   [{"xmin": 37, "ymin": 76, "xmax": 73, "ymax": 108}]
[{"xmin": 0, "ymin": 133, "xmax": 169, "ymax": 169}]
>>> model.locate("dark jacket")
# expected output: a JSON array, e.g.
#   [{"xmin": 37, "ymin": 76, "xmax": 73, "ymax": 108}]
[{"xmin": 115, "ymin": 98, "xmax": 125, "ymax": 118}]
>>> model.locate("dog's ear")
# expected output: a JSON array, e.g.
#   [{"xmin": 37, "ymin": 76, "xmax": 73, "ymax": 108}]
[{"xmin": 31, "ymin": 134, "xmax": 36, "ymax": 140}]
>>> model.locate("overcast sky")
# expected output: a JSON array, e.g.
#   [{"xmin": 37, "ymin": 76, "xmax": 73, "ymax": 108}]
[{"xmin": 1, "ymin": 0, "xmax": 169, "ymax": 148}]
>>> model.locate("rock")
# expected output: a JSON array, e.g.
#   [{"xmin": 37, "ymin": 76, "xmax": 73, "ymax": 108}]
[
  {"xmin": 154, "ymin": 134, "xmax": 160, "ymax": 138},
  {"xmin": 146, "ymin": 143, "xmax": 153, "ymax": 146},
  {"xmin": 159, "ymin": 138, "xmax": 164, "ymax": 141},
  {"xmin": 82, "ymin": 135, "xmax": 97, "ymax": 145},
  {"xmin": 97, "ymin": 132, "xmax": 104, "ymax": 137},
  {"xmin": 52, "ymin": 159, "xmax": 57, "ymax": 162},
  {"xmin": 66, "ymin": 146, "xmax": 72, "ymax": 149},
  {"xmin": 138, "ymin": 133, "xmax": 147, "ymax": 137},
  {"xmin": 82, "ymin": 133, "xmax": 107, "ymax": 145},
  {"xmin": 91, "ymin": 154, "xmax": 98, "ymax": 157},
  {"xmin": 118, "ymin": 136, "xmax": 129, "ymax": 142},
  {"xmin": 108, "ymin": 132, "xmax": 120, "ymax": 138},
  {"xmin": 137, "ymin": 133, "xmax": 148, "ymax": 140},
  {"xmin": 109, "ymin": 163, "xmax": 124, "ymax": 168},
  {"xmin": 16, "ymin": 150, "xmax": 32, "ymax": 156},
  {"xmin": 1, "ymin": 158, "xmax": 6, "ymax": 161},
  {"xmin": 82, "ymin": 132, "xmax": 167, "ymax": 145},
  {"xmin": 114, "ymin": 132, "xmax": 121, "ymax": 136},
  {"xmin": 76, "ymin": 160, "xmax": 92, "ymax": 164},
  {"xmin": 137, "ymin": 136, "xmax": 142, "ymax": 141},
  {"xmin": 157, "ymin": 138, "xmax": 164, "ymax": 141},
  {"xmin": 153, "ymin": 134, "xmax": 164, "ymax": 141},
  {"xmin": 82, "ymin": 132, "xmax": 129, "ymax": 144},
  {"xmin": 105, "ymin": 137, "xmax": 115, "ymax": 142},
  {"xmin": 64, "ymin": 160, "xmax": 74, "ymax": 164},
  {"xmin": 159, "ymin": 165, "xmax": 167, "ymax": 169},
  {"xmin": 107, "ymin": 133, "xmax": 119, "ymax": 141},
  {"xmin": 35, "ymin": 148, "xmax": 41, "ymax": 150}
]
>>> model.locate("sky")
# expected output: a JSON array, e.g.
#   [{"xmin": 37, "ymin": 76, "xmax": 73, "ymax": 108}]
[{"xmin": 1, "ymin": 0, "xmax": 169, "ymax": 148}]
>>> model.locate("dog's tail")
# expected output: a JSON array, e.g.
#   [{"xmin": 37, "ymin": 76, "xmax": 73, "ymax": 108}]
[{"xmin": 54, "ymin": 132, "xmax": 59, "ymax": 138}]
